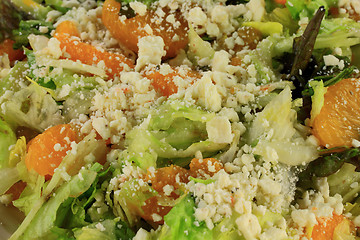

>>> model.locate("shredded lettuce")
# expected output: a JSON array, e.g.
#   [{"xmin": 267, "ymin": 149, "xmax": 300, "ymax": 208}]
[
  {"xmin": 187, "ymin": 25, "xmax": 215, "ymax": 65},
  {"xmin": 0, "ymin": 118, "xmax": 17, "ymax": 169},
  {"xmin": 309, "ymin": 80, "xmax": 327, "ymax": 124},
  {"xmin": 248, "ymin": 86, "xmax": 318, "ymax": 165},
  {"xmin": 0, "ymin": 83, "xmax": 65, "ymax": 132},
  {"xmin": 119, "ymin": 100, "xmax": 228, "ymax": 169},
  {"xmin": 17, "ymin": 168, "xmax": 98, "ymax": 240},
  {"xmin": 159, "ymin": 194, "xmax": 212, "ymax": 240},
  {"xmin": 73, "ymin": 219, "xmax": 135, "ymax": 240},
  {"xmin": 328, "ymin": 163, "xmax": 360, "ymax": 203},
  {"xmin": 112, "ymin": 178, "xmax": 157, "ymax": 227}
]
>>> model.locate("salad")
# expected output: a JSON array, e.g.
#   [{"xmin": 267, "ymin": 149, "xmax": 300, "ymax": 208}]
[{"xmin": 1, "ymin": 0, "xmax": 360, "ymax": 239}]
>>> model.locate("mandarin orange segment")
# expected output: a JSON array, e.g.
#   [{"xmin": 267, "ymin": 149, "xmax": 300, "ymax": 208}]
[
  {"xmin": 54, "ymin": 21, "xmax": 134, "ymax": 78},
  {"xmin": 102, "ymin": 0, "xmax": 188, "ymax": 59},
  {"xmin": 145, "ymin": 164, "xmax": 190, "ymax": 194},
  {"xmin": 0, "ymin": 39, "xmax": 25, "ymax": 62},
  {"xmin": 25, "ymin": 124, "xmax": 76, "ymax": 176},
  {"xmin": 189, "ymin": 158, "xmax": 223, "ymax": 177},
  {"xmin": 312, "ymin": 78, "xmax": 360, "ymax": 148},
  {"xmin": 311, "ymin": 214, "xmax": 352, "ymax": 240},
  {"xmin": 141, "ymin": 158, "xmax": 222, "ymax": 226},
  {"xmin": 145, "ymin": 67, "xmax": 200, "ymax": 97},
  {"xmin": 141, "ymin": 196, "xmax": 172, "ymax": 226},
  {"xmin": 146, "ymin": 71, "xmax": 179, "ymax": 97},
  {"xmin": 54, "ymin": 20, "xmax": 80, "ymax": 37}
]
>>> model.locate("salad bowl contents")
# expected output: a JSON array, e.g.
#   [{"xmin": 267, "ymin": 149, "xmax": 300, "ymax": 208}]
[{"xmin": 1, "ymin": 0, "xmax": 360, "ymax": 239}]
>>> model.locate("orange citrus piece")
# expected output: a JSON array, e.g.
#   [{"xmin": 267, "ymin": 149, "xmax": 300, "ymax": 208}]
[
  {"xmin": 312, "ymin": 78, "xmax": 360, "ymax": 148},
  {"xmin": 145, "ymin": 67, "xmax": 200, "ymax": 97},
  {"xmin": 25, "ymin": 124, "xmax": 76, "ymax": 176},
  {"xmin": 0, "ymin": 39, "xmax": 25, "ymax": 63},
  {"xmin": 102, "ymin": 0, "xmax": 188, "ymax": 59},
  {"xmin": 141, "ymin": 158, "xmax": 222, "ymax": 225},
  {"xmin": 54, "ymin": 20, "xmax": 134, "ymax": 78},
  {"xmin": 311, "ymin": 214, "xmax": 353, "ymax": 240}
]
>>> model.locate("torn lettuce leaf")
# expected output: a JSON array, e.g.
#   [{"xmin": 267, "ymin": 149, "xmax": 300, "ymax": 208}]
[
  {"xmin": 0, "ymin": 83, "xmax": 65, "ymax": 132},
  {"xmin": 18, "ymin": 168, "xmax": 98, "ymax": 240},
  {"xmin": 73, "ymin": 219, "xmax": 135, "ymax": 240},
  {"xmin": 118, "ymin": 100, "xmax": 228, "ymax": 169},
  {"xmin": 248, "ymin": 86, "xmax": 318, "ymax": 165},
  {"xmin": 159, "ymin": 194, "xmax": 212, "ymax": 240},
  {"xmin": 112, "ymin": 178, "xmax": 157, "ymax": 227},
  {"xmin": 0, "ymin": 118, "xmax": 17, "ymax": 169}
]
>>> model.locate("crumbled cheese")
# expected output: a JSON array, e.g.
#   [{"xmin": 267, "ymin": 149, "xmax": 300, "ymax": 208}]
[
  {"xmin": 188, "ymin": 7, "xmax": 208, "ymax": 26},
  {"xmin": 245, "ymin": 0, "xmax": 266, "ymax": 21},
  {"xmin": 206, "ymin": 116, "xmax": 233, "ymax": 144},
  {"xmin": 130, "ymin": 2, "xmax": 147, "ymax": 16},
  {"xmin": 135, "ymin": 36, "xmax": 166, "ymax": 71},
  {"xmin": 236, "ymin": 213, "xmax": 262, "ymax": 240},
  {"xmin": 323, "ymin": 55, "xmax": 345, "ymax": 70},
  {"xmin": 212, "ymin": 51, "xmax": 230, "ymax": 72}
]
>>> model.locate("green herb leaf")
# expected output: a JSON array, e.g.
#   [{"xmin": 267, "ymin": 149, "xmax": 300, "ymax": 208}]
[{"xmin": 289, "ymin": 6, "xmax": 326, "ymax": 82}]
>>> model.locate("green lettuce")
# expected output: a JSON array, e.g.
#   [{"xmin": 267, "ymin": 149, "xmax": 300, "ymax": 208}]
[
  {"xmin": 248, "ymin": 87, "xmax": 318, "ymax": 165},
  {"xmin": 0, "ymin": 83, "xmax": 65, "ymax": 132},
  {"xmin": 285, "ymin": 0, "xmax": 337, "ymax": 20},
  {"xmin": 0, "ymin": 61, "xmax": 30, "ymax": 97},
  {"xmin": 112, "ymin": 178, "xmax": 157, "ymax": 226},
  {"xmin": 12, "ymin": 168, "xmax": 98, "ymax": 240},
  {"xmin": 12, "ymin": 20, "xmax": 54, "ymax": 49},
  {"xmin": 0, "ymin": 167, "xmax": 21, "ymax": 195},
  {"xmin": 159, "ymin": 194, "xmax": 212, "ymax": 240},
  {"xmin": 0, "ymin": 118, "xmax": 17, "ymax": 169},
  {"xmin": 119, "ymin": 100, "xmax": 228, "ymax": 169},
  {"xmin": 328, "ymin": 163, "xmax": 360, "ymax": 203},
  {"xmin": 73, "ymin": 219, "xmax": 135, "ymax": 240}
]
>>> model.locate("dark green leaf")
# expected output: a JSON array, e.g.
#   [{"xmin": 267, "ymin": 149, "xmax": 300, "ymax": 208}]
[
  {"xmin": 289, "ymin": 6, "xmax": 326, "ymax": 81},
  {"xmin": 13, "ymin": 20, "xmax": 54, "ymax": 49}
]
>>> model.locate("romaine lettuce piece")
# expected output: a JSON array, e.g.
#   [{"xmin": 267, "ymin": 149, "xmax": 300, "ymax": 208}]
[
  {"xmin": 20, "ymin": 168, "xmax": 97, "ymax": 240},
  {"xmin": 119, "ymin": 100, "xmax": 228, "ymax": 169},
  {"xmin": 159, "ymin": 194, "xmax": 212, "ymax": 240},
  {"xmin": 12, "ymin": 20, "xmax": 54, "ymax": 49},
  {"xmin": 13, "ymin": 175, "xmax": 44, "ymax": 215},
  {"xmin": 285, "ymin": 0, "xmax": 337, "ymax": 20},
  {"xmin": 187, "ymin": 25, "xmax": 215, "ymax": 65},
  {"xmin": 112, "ymin": 178, "xmax": 157, "ymax": 227},
  {"xmin": 315, "ymin": 18, "xmax": 360, "ymax": 49},
  {"xmin": 328, "ymin": 163, "xmax": 360, "ymax": 203},
  {"xmin": 10, "ymin": 0, "xmax": 52, "ymax": 20},
  {"xmin": 73, "ymin": 219, "xmax": 135, "ymax": 240},
  {"xmin": 309, "ymin": 80, "xmax": 327, "ymax": 124},
  {"xmin": 0, "ymin": 118, "xmax": 17, "ymax": 169},
  {"xmin": 0, "ymin": 83, "xmax": 65, "ymax": 132},
  {"xmin": 248, "ymin": 86, "xmax": 318, "ymax": 165},
  {"xmin": 0, "ymin": 61, "xmax": 29, "ymax": 97},
  {"xmin": 248, "ymin": 86, "xmax": 295, "ymax": 143}
]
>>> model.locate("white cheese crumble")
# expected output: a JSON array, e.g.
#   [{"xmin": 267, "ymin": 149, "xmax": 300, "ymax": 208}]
[{"xmin": 135, "ymin": 36, "xmax": 166, "ymax": 71}]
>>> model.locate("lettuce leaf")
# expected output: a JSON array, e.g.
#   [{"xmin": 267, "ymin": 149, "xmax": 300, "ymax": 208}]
[
  {"xmin": 16, "ymin": 168, "xmax": 98, "ymax": 240},
  {"xmin": 0, "ymin": 83, "xmax": 65, "ymax": 132},
  {"xmin": 0, "ymin": 118, "xmax": 17, "ymax": 169},
  {"xmin": 159, "ymin": 194, "xmax": 212, "ymax": 240},
  {"xmin": 112, "ymin": 178, "xmax": 157, "ymax": 226},
  {"xmin": 119, "ymin": 100, "xmax": 228, "ymax": 169},
  {"xmin": 73, "ymin": 219, "xmax": 135, "ymax": 240},
  {"xmin": 248, "ymin": 86, "xmax": 318, "ymax": 165}
]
